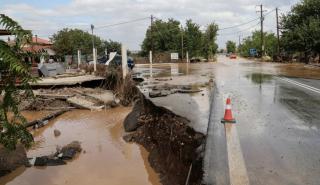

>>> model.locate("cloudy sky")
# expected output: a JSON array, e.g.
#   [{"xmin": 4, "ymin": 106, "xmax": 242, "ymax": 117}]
[{"xmin": 1, "ymin": 0, "xmax": 299, "ymax": 50}]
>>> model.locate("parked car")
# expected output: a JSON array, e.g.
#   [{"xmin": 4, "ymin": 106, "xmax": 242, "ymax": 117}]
[
  {"xmin": 127, "ymin": 57, "xmax": 135, "ymax": 70},
  {"xmin": 97, "ymin": 54, "xmax": 134, "ymax": 69}
]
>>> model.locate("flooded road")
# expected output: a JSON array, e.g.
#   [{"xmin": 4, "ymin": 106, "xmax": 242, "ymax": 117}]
[
  {"xmin": 204, "ymin": 55, "xmax": 320, "ymax": 185},
  {"xmin": 0, "ymin": 108, "xmax": 161, "ymax": 185}
]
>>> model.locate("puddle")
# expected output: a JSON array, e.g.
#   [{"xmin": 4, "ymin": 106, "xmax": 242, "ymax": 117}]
[
  {"xmin": 0, "ymin": 107, "xmax": 161, "ymax": 185},
  {"xmin": 245, "ymin": 73, "xmax": 273, "ymax": 84}
]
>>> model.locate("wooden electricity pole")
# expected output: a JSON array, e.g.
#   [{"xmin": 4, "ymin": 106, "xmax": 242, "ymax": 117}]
[
  {"xmin": 181, "ymin": 26, "xmax": 184, "ymax": 60},
  {"xmin": 150, "ymin": 15, "xmax": 154, "ymax": 63},
  {"xmin": 276, "ymin": 7, "xmax": 280, "ymax": 55},
  {"xmin": 259, "ymin": 4, "xmax": 265, "ymax": 56}
]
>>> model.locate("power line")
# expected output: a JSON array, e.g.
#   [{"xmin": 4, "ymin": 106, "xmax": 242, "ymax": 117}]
[
  {"xmin": 218, "ymin": 17, "xmax": 260, "ymax": 31},
  {"xmin": 95, "ymin": 17, "xmax": 149, "ymax": 30},
  {"xmin": 218, "ymin": 21, "xmax": 260, "ymax": 36}
]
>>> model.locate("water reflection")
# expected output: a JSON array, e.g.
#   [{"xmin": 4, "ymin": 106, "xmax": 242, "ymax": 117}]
[{"xmin": 245, "ymin": 73, "xmax": 273, "ymax": 84}]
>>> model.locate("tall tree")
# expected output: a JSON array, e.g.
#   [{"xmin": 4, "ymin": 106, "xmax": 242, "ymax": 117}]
[
  {"xmin": 141, "ymin": 18, "xmax": 219, "ymax": 60},
  {"xmin": 184, "ymin": 19, "xmax": 203, "ymax": 58},
  {"xmin": 51, "ymin": 28, "xmax": 104, "ymax": 57},
  {"xmin": 141, "ymin": 18, "xmax": 181, "ymax": 56},
  {"xmin": 238, "ymin": 31, "xmax": 277, "ymax": 57},
  {"xmin": 0, "ymin": 14, "xmax": 34, "ymax": 150},
  {"xmin": 203, "ymin": 23, "xmax": 219, "ymax": 60},
  {"xmin": 226, "ymin": 41, "xmax": 236, "ymax": 53},
  {"xmin": 281, "ymin": 0, "xmax": 320, "ymax": 63}
]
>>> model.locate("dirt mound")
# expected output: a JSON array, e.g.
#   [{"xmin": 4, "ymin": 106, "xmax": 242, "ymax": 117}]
[
  {"xmin": 0, "ymin": 145, "xmax": 28, "ymax": 177},
  {"xmin": 123, "ymin": 96, "xmax": 205, "ymax": 185}
]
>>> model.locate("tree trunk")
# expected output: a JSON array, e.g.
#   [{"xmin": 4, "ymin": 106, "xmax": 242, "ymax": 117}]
[{"xmin": 304, "ymin": 52, "xmax": 309, "ymax": 64}]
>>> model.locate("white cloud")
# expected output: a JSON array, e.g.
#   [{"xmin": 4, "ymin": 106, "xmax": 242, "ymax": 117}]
[{"xmin": 0, "ymin": 0, "xmax": 300, "ymax": 50}]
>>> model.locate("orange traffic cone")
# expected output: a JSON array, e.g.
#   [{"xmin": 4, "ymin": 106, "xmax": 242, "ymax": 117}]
[{"xmin": 221, "ymin": 97, "xmax": 236, "ymax": 123}]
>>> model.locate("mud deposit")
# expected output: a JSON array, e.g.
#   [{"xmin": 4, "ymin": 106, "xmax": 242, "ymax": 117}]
[
  {"xmin": 0, "ymin": 107, "xmax": 161, "ymax": 185},
  {"xmin": 124, "ymin": 97, "xmax": 205, "ymax": 185}
]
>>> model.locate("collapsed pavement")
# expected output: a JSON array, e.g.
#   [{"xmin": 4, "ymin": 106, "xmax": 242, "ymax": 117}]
[
  {"xmin": 120, "ymin": 63, "xmax": 216, "ymax": 185},
  {"xmin": 21, "ymin": 87, "xmax": 116, "ymax": 111},
  {"xmin": 123, "ymin": 95, "xmax": 205, "ymax": 185}
]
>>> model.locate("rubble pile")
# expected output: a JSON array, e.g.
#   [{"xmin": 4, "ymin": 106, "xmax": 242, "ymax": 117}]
[
  {"xmin": 146, "ymin": 83, "xmax": 206, "ymax": 98},
  {"xmin": 20, "ymin": 88, "xmax": 116, "ymax": 111}
]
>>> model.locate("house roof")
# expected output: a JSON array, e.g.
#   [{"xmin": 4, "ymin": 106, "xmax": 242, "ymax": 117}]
[
  {"xmin": 32, "ymin": 37, "xmax": 52, "ymax": 45},
  {"xmin": 6, "ymin": 36, "xmax": 52, "ymax": 45},
  {"xmin": 0, "ymin": 29, "xmax": 11, "ymax": 36},
  {"xmin": 23, "ymin": 45, "xmax": 52, "ymax": 53}
]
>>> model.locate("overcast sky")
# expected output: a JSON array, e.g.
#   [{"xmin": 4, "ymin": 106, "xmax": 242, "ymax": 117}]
[{"xmin": 1, "ymin": 0, "xmax": 300, "ymax": 50}]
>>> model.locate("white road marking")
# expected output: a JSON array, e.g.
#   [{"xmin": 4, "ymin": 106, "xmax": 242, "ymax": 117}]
[
  {"xmin": 222, "ymin": 93, "xmax": 250, "ymax": 185},
  {"xmin": 225, "ymin": 124, "xmax": 250, "ymax": 185},
  {"xmin": 278, "ymin": 77, "xmax": 320, "ymax": 94}
]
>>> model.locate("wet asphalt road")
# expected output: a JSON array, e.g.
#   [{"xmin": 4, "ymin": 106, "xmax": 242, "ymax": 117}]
[{"xmin": 204, "ymin": 56, "xmax": 320, "ymax": 185}]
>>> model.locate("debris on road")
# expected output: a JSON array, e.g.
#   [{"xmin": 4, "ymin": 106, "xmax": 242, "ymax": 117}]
[
  {"xmin": 148, "ymin": 84, "xmax": 202, "ymax": 98},
  {"xmin": 33, "ymin": 156, "xmax": 66, "ymax": 166},
  {"xmin": 24, "ymin": 109, "xmax": 69, "ymax": 128},
  {"xmin": 21, "ymin": 88, "xmax": 116, "ymax": 111},
  {"xmin": 54, "ymin": 129, "xmax": 61, "ymax": 137},
  {"xmin": 67, "ymin": 96, "xmax": 104, "ymax": 110},
  {"xmin": 29, "ymin": 141, "xmax": 82, "ymax": 167}
]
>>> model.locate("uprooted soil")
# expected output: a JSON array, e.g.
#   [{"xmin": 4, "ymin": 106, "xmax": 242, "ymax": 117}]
[
  {"xmin": 124, "ymin": 95, "xmax": 205, "ymax": 185},
  {"xmin": 0, "ymin": 145, "xmax": 28, "ymax": 177}
]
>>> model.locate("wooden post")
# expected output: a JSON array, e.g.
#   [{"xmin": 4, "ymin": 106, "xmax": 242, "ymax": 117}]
[
  {"xmin": 186, "ymin": 52, "xmax": 189, "ymax": 63},
  {"xmin": 149, "ymin": 50, "xmax": 153, "ymax": 78},
  {"xmin": 121, "ymin": 45, "xmax": 128, "ymax": 79},
  {"xmin": 77, "ymin": 50, "xmax": 81, "ymax": 69},
  {"xmin": 93, "ymin": 48, "xmax": 97, "ymax": 72}
]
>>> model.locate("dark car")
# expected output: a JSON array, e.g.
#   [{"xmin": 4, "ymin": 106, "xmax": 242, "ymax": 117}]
[
  {"xmin": 127, "ymin": 57, "xmax": 135, "ymax": 70},
  {"xmin": 98, "ymin": 54, "xmax": 134, "ymax": 69}
]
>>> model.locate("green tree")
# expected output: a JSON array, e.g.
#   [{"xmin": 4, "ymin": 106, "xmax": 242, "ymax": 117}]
[
  {"xmin": 281, "ymin": 0, "xmax": 320, "ymax": 63},
  {"xmin": 202, "ymin": 22, "xmax": 219, "ymax": 60},
  {"xmin": 226, "ymin": 41, "xmax": 236, "ymax": 53},
  {"xmin": 141, "ymin": 18, "xmax": 181, "ymax": 56},
  {"xmin": 141, "ymin": 18, "xmax": 219, "ymax": 60},
  {"xmin": 104, "ymin": 39, "xmax": 121, "ymax": 54},
  {"xmin": 0, "ymin": 14, "xmax": 34, "ymax": 150},
  {"xmin": 51, "ymin": 28, "xmax": 104, "ymax": 57},
  {"xmin": 184, "ymin": 19, "xmax": 203, "ymax": 58},
  {"xmin": 238, "ymin": 31, "xmax": 277, "ymax": 57}
]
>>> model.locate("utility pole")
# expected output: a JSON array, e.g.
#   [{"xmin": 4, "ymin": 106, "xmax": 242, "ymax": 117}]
[
  {"xmin": 238, "ymin": 35, "xmax": 241, "ymax": 46},
  {"xmin": 91, "ymin": 24, "xmax": 96, "ymax": 72},
  {"xmin": 257, "ymin": 4, "xmax": 265, "ymax": 57},
  {"xmin": 276, "ymin": 7, "xmax": 280, "ymax": 55},
  {"xmin": 91, "ymin": 24, "xmax": 95, "ymax": 50},
  {"xmin": 150, "ymin": 15, "xmax": 154, "ymax": 63},
  {"xmin": 181, "ymin": 26, "xmax": 184, "ymax": 60}
]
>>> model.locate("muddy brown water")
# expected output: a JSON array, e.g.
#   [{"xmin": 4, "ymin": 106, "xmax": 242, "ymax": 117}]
[{"xmin": 0, "ymin": 108, "xmax": 161, "ymax": 185}]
